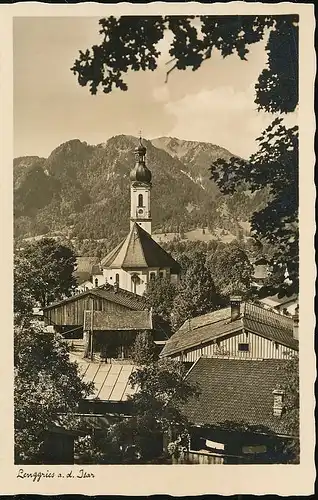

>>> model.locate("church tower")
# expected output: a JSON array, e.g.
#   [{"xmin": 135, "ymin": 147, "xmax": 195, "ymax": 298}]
[{"xmin": 129, "ymin": 137, "xmax": 152, "ymax": 235}]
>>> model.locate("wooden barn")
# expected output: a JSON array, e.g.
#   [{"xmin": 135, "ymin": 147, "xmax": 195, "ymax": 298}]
[
  {"xmin": 43, "ymin": 284, "xmax": 148, "ymax": 331},
  {"xmin": 42, "ymin": 283, "xmax": 167, "ymax": 361},
  {"xmin": 160, "ymin": 297, "xmax": 299, "ymax": 363}
]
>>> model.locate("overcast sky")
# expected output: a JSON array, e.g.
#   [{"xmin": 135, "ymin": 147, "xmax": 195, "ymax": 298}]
[{"xmin": 14, "ymin": 16, "xmax": 295, "ymax": 159}]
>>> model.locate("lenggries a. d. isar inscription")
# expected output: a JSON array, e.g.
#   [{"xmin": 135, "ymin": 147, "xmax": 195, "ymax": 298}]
[{"xmin": 17, "ymin": 468, "xmax": 95, "ymax": 482}]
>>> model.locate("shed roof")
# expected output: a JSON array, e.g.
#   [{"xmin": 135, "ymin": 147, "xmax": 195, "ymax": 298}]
[
  {"xmin": 43, "ymin": 284, "xmax": 148, "ymax": 312},
  {"xmin": 161, "ymin": 302, "xmax": 298, "ymax": 358},
  {"xmin": 101, "ymin": 223, "xmax": 180, "ymax": 273},
  {"xmin": 182, "ymin": 357, "xmax": 295, "ymax": 436},
  {"xmin": 70, "ymin": 353, "xmax": 138, "ymax": 402},
  {"xmin": 260, "ymin": 294, "xmax": 298, "ymax": 308},
  {"xmin": 83, "ymin": 309, "xmax": 152, "ymax": 331}
]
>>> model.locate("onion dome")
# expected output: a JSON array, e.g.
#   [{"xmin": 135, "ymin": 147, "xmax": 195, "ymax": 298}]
[
  {"xmin": 130, "ymin": 136, "xmax": 152, "ymax": 183},
  {"xmin": 130, "ymin": 162, "xmax": 152, "ymax": 183}
]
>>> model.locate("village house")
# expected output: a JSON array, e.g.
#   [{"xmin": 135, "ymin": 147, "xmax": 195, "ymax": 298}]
[
  {"xmin": 259, "ymin": 293, "xmax": 299, "ymax": 316},
  {"xmin": 160, "ymin": 297, "xmax": 299, "ymax": 363},
  {"xmin": 175, "ymin": 357, "xmax": 298, "ymax": 464},
  {"xmin": 251, "ymin": 256, "xmax": 270, "ymax": 288},
  {"xmin": 74, "ymin": 256, "xmax": 100, "ymax": 292}
]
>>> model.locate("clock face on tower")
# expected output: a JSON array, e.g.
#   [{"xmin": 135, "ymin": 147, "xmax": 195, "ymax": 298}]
[{"xmin": 138, "ymin": 208, "xmax": 144, "ymax": 215}]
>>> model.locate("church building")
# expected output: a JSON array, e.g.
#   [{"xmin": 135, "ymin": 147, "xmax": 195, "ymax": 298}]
[{"xmin": 92, "ymin": 138, "xmax": 180, "ymax": 296}]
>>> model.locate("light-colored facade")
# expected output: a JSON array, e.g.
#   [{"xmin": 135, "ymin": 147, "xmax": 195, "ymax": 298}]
[
  {"xmin": 102, "ymin": 265, "xmax": 179, "ymax": 296},
  {"xmin": 77, "ymin": 280, "xmax": 94, "ymax": 293},
  {"xmin": 130, "ymin": 183, "xmax": 152, "ymax": 235}
]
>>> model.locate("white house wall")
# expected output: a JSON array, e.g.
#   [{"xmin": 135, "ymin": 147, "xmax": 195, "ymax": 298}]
[
  {"xmin": 278, "ymin": 302, "xmax": 298, "ymax": 315},
  {"xmin": 102, "ymin": 267, "xmax": 176, "ymax": 295},
  {"xmin": 77, "ymin": 281, "xmax": 94, "ymax": 293},
  {"xmin": 173, "ymin": 330, "xmax": 296, "ymax": 362}
]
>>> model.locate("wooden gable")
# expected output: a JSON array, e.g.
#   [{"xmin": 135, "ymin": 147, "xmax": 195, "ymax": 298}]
[
  {"xmin": 172, "ymin": 329, "xmax": 296, "ymax": 363},
  {"xmin": 43, "ymin": 289, "xmax": 148, "ymax": 328}
]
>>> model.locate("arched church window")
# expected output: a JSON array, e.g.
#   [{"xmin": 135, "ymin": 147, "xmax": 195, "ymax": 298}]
[
  {"xmin": 115, "ymin": 273, "xmax": 120, "ymax": 285},
  {"xmin": 95, "ymin": 278, "xmax": 98, "ymax": 288},
  {"xmin": 138, "ymin": 194, "xmax": 143, "ymax": 207}
]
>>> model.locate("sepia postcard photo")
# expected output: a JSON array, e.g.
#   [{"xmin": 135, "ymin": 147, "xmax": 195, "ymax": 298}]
[{"xmin": 0, "ymin": 1, "xmax": 315, "ymax": 496}]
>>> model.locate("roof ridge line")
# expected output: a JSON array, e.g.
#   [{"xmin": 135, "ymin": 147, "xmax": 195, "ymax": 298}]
[
  {"xmin": 133, "ymin": 223, "xmax": 149, "ymax": 267},
  {"xmin": 165, "ymin": 325, "xmax": 243, "ymax": 357},
  {"xmin": 184, "ymin": 356, "xmax": 202, "ymax": 379},
  {"xmin": 122, "ymin": 224, "xmax": 135, "ymax": 266}
]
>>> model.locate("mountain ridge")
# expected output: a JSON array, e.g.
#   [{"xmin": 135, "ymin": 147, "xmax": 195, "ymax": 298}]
[{"xmin": 14, "ymin": 135, "xmax": 268, "ymax": 253}]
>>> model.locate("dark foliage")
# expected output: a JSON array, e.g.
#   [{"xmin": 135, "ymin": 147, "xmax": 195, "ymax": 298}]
[
  {"xmin": 14, "ymin": 321, "xmax": 93, "ymax": 463},
  {"xmin": 14, "ymin": 238, "xmax": 77, "ymax": 311}
]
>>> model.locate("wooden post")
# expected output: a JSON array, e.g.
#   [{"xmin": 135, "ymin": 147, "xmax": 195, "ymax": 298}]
[
  {"xmin": 90, "ymin": 304, "xmax": 94, "ymax": 361},
  {"xmin": 83, "ymin": 330, "xmax": 89, "ymax": 358}
]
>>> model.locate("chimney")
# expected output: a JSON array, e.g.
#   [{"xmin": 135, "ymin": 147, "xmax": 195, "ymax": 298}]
[
  {"xmin": 292, "ymin": 304, "xmax": 299, "ymax": 339},
  {"xmin": 272, "ymin": 388, "xmax": 284, "ymax": 417},
  {"xmin": 230, "ymin": 296, "xmax": 242, "ymax": 321},
  {"xmin": 113, "ymin": 282, "xmax": 119, "ymax": 293}
]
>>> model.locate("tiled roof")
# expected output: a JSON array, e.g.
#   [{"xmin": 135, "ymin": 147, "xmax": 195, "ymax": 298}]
[
  {"xmin": 43, "ymin": 284, "xmax": 148, "ymax": 311},
  {"xmin": 75, "ymin": 256, "xmax": 99, "ymax": 274},
  {"xmin": 243, "ymin": 302, "xmax": 298, "ymax": 350},
  {"xmin": 70, "ymin": 353, "xmax": 137, "ymax": 402},
  {"xmin": 161, "ymin": 302, "xmax": 298, "ymax": 357},
  {"xmin": 162, "ymin": 309, "xmax": 242, "ymax": 357},
  {"xmin": 182, "ymin": 357, "xmax": 294, "ymax": 435},
  {"xmin": 101, "ymin": 239, "xmax": 126, "ymax": 267},
  {"xmin": 260, "ymin": 293, "xmax": 298, "ymax": 307},
  {"xmin": 92, "ymin": 264, "xmax": 103, "ymax": 275},
  {"xmin": 75, "ymin": 272, "xmax": 92, "ymax": 285},
  {"xmin": 101, "ymin": 223, "xmax": 180, "ymax": 273},
  {"xmin": 83, "ymin": 309, "xmax": 152, "ymax": 331}
]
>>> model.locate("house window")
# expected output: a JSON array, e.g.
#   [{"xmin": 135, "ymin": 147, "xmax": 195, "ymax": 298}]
[
  {"xmin": 238, "ymin": 343, "xmax": 249, "ymax": 352},
  {"xmin": 138, "ymin": 194, "xmax": 143, "ymax": 207},
  {"xmin": 159, "ymin": 271, "xmax": 164, "ymax": 279},
  {"xmin": 149, "ymin": 272, "xmax": 156, "ymax": 281}
]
